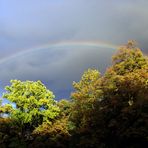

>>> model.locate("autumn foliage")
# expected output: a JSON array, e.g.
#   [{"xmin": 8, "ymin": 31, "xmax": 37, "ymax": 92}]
[{"xmin": 0, "ymin": 41, "xmax": 148, "ymax": 147}]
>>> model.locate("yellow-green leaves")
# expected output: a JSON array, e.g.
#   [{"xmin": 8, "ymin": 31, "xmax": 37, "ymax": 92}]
[
  {"xmin": 103, "ymin": 41, "xmax": 148, "ymax": 107},
  {"xmin": 70, "ymin": 69, "xmax": 102, "ymax": 129},
  {"xmin": 72, "ymin": 69, "xmax": 101, "ymax": 101},
  {"xmin": 2, "ymin": 80, "xmax": 59, "ymax": 129},
  {"xmin": 112, "ymin": 41, "xmax": 148, "ymax": 75}
]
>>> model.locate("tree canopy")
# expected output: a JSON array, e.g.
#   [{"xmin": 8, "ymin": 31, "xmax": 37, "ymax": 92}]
[
  {"xmin": 0, "ymin": 41, "xmax": 148, "ymax": 148},
  {"xmin": 2, "ymin": 80, "xmax": 60, "ymax": 130}
]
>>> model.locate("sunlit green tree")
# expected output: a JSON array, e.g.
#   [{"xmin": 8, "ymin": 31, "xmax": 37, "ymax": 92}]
[
  {"xmin": 31, "ymin": 99, "xmax": 72, "ymax": 148},
  {"xmin": 2, "ymin": 80, "xmax": 60, "ymax": 135},
  {"xmin": 70, "ymin": 69, "xmax": 102, "ymax": 131}
]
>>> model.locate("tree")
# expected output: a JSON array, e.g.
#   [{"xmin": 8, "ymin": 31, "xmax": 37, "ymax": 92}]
[
  {"xmin": 68, "ymin": 69, "xmax": 104, "ymax": 148},
  {"xmin": 102, "ymin": 41, "xmax": 148, "ymax": 106},
  {"xmin": 2, "ymin": 80, "xmax": 60, "ymax": 135},
  {"xmin": 0, "ymin": 41, "xmax": 147, "ymax": 147},
  {"xmin": 69, "ymin": 41, "xmax": 148, "ymax": 147},
  {"xmin": 112, "ymin": 40, "xmax": 148, "ymax": 75},
  {"xmin": 70, "ymin": 69, "xmax": 102, "ymax": 129},
  {"xmin": 98, "ymin": 41, "xmax": 148, "ymax": 147},
  {"xmin": 31, "ymin": 99, "xmax": 72, "ymax": 148}
]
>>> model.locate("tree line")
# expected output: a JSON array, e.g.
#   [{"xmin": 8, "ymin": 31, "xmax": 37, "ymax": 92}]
[{"xmin": 0, "ymin": 41, "xmax": 148, "ymax": 148}]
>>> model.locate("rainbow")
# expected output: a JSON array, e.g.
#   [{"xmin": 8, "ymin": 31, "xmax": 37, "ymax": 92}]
[{"xmin": 0, "ymin": 40, "xmax": 118, "ymax": 65}]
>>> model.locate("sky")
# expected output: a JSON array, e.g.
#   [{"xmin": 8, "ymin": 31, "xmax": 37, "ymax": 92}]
[{"xmin": 0, "ymin": 0, "xmax": 148, "ymax": 100}]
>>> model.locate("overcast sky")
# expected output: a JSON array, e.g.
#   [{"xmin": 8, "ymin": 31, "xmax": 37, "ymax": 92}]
[{"xmin": 0, "ymin": 0, "xmax": 148, "ymax": 99}]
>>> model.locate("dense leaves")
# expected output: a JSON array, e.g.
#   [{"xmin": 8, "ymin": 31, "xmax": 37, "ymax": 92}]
[
  {"xmin": 3, "ymin": 80, "xmax": 60, "ymax": 126},
  {"xmin": 70, "ymin": 69, "xmax": 102, "ymax": 130},
  {"xmin": 0, "ymin": 41, "xmax": 148, "ymax": 147},
  {"xmin": 69, "ymin": 41, "xmax": 148, "ymax": 148}
]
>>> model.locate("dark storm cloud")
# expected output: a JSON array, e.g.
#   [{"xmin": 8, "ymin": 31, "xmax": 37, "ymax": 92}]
[
  {"xmin": 0, "ymin": 0, "xmax": 148, "ymax": 98},
  {"xmin": 1, "ymin": 0, "xmax": 148, "ymax": 52},
  {"xmin": 0, "ymin": 46, "xmax": 115, "ymax": 99}
]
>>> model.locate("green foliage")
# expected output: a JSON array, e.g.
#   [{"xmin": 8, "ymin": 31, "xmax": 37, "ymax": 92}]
[
  {"xmin": 102, "ymin": 41, "xmax": 148, "ymax": 106},
  {"xmin": 0, "ymin": 41, "xmax": 148, "ymax": 147},
  {"xmin": 2, "ymin": 80, "xmax": 60, "ymax": 130},
  {"xmin": 70, "ymin": 69, "xmax": 102, "ymax": 131},
  {"xmin": 32, "ymin": 99, "xmax": 71, "ymax": 148},
  {"xmin": 70, "ymin": 41, "xmax": 148, "ymax": 147},
  {"xmin": 112, "ymin": 40, "xmax": 148, "ymax": 75},
  {"xmin": 57, "ymin": 99, "xmax": 72, "ymax": 117},
  {"xmin": 72, "ymin": 69, "xmax": 102, "ymax": 100}
]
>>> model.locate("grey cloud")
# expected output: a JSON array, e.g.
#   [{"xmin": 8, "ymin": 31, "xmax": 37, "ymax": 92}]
[
  {"xmin": 1, "ymin": 0, "xmax": 148, "ymax": 53},
  {"xmin": 0, "ymin": 0, "xmax": 148, "ymax": 99},
  {"xmin": 0, "ymin": 46, "xmax": 116, "ymax": 99}
]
